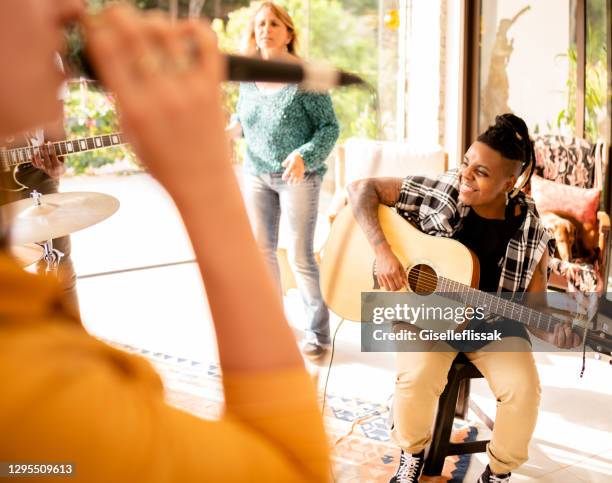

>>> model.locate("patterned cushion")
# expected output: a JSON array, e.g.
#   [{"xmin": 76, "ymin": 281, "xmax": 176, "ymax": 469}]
[
  {"xmin": 533, "ymin": 135, "xmax": 596, "ymax": 188},
  {"xmin": 548, "ymin": 257, "xmax": 599, "ymax": 293}
]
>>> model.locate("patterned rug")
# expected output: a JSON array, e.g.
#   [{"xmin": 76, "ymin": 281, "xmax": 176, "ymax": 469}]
[{"xmin": 109, "ymin": 342, "xmax": 478, "ymax": 482}]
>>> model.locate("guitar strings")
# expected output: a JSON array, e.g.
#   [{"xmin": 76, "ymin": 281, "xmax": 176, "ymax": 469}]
[
  {"xmin": 398, "ymin": 267, "xmax": 566, "ymax": 331},
  {"xmin": 3, "ymin": 133, "xmax": 124, "ymax": 167}
]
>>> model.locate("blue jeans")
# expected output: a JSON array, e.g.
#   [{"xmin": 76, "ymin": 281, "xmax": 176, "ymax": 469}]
[{"xmin": 244, "ymin": 171, "xmax": 330, "ymax": 346}]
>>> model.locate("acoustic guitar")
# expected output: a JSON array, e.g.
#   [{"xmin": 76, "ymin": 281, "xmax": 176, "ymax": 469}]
[{"xmin": 320, "ymin": 204, "xmax": 612, "ymax": 356}]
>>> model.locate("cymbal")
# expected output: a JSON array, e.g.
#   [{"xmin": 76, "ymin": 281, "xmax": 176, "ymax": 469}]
[
  {"xmin": 2, "ymin": 192, "xmax": 120, "ymax": 245},
  {"xmin": 10, "ymin": 243, "xmax": 44, "ymax": 267}
]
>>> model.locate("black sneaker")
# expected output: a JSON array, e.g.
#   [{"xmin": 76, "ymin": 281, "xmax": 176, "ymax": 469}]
[
  {"xmin": 389, "ymin": 449, "xmax": 424, "ymax": 483},
  {"xmin": 478, "ymin": 465, "xmax": 511, "ymax": 483}
]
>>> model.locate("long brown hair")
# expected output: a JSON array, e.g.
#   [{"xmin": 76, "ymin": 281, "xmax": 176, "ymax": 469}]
[{"xmin": 243, "ymin": 2, "xmax": 300, "ymax": 57}]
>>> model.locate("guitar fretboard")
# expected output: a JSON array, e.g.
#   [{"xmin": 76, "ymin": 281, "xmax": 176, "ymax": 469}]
[
  {"xmin": 0, "ymin": 133, "xmax": 125, "ymax": 170},
  {"xmin": 437, "ymin": 276, "xmax": 560, "ymax": 333}
]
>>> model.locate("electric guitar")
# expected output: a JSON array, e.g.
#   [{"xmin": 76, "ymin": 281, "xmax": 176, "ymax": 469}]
[
  {"xmin": 320, "ymin": 205, "xmax": 612, "ymax": 356},
  {"xmin": 0, "ymin": 132, "xmax": 125, "ymax": 190}
]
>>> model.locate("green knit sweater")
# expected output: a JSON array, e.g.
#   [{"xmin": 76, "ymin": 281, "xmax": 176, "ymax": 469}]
[{"xmin": 234, "ymin": 83, "xmax": 339, "ymax": 176}]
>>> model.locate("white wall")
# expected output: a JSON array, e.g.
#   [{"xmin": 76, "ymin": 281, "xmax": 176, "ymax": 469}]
[
  {"xmin": 405, "ymin": 0, "xmax": 443, "ymax": 149},
  {"xmin": 443, "ymin": 0, "xmax": 464, "ymax": 168}
]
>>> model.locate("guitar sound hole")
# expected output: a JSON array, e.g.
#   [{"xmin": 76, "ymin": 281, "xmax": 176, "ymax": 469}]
[{"xmin": 407, "ymin": 264, "xmax": 438, "ymax": 295}]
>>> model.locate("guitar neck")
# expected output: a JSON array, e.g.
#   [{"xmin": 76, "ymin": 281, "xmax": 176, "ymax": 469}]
[
  {"xmin": 0, "ymin": 133, "xmax": 125, "ymax": 170},
  {"xmin": 437, "ymin": 276, "xmax": 568, "ymax": 334}
]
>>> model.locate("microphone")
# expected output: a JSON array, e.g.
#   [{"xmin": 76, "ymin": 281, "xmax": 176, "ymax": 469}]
[
  {"xmin": 69, "ymin": 42, "xmax": 366, "ymax": 92},
  {"xmin": 225, "ymin": 54, "xmax": 366, "ymax": 91}
]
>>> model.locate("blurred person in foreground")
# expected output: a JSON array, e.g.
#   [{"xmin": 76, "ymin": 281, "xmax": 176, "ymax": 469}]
[{"xmin": 0, "ymin": 1, "xmax": 330, "ymax": 482}]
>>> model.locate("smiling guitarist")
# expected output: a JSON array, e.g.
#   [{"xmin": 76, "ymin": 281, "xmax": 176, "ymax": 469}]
[{"xmin": 346, "ymin": 114, "xmax": 581, "ymax": 483}]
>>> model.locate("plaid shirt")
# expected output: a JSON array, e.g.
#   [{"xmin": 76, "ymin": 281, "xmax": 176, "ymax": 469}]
[{"xmin": 395, "ymin": 170, "xmax": 553, "ymax": 294}]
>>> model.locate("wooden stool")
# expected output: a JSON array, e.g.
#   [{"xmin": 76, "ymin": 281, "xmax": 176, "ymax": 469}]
[{"xmin": 423, "ymin": 352, "xmax": 494, "ymax": 476}]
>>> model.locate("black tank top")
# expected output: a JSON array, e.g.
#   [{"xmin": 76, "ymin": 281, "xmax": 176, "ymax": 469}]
[
  {"xmin": 453, "ymin": 206, "xmax": 524, "ymax": 292},
  {"xmin": 450, "ymin": 203, "xmax": 530, "ymax": 349}
]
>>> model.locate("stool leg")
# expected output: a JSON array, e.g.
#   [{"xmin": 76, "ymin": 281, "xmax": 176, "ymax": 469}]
[
  {"xmin": 423, "ymin": 375, "xmax": 461, "ymax": 476},
  {"xmin": 455, "ymin": 379, "xmax": 470, "ymax": 419}
]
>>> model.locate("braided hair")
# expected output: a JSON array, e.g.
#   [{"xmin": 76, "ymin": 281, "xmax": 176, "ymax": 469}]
[{"xmin": 477, "ymin": 113, "xmax": 535, "ymax": 198}]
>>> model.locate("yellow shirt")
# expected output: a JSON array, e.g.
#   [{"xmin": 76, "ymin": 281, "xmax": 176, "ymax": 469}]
[{"xmin": 0, "ymin": 255, "xmax": 330, "ymax": 482}]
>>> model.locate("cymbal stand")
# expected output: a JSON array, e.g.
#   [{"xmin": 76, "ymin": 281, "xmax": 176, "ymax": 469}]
[
  {"xmin": 29, "ymin": 191, "xmax": 64, "ymax": 275},
  {"xmin": 39, "ymin": 238, "xmax": 64, "ymax": 275}
]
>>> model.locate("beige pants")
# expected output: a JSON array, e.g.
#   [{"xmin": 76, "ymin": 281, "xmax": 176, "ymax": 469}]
[{"xmin": 391, "ymin": 336, "xmax": 541, "ymax": 475}]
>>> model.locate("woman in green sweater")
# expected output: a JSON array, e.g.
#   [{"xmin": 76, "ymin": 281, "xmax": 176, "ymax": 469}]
[{"xmin": 227, "ymin": 2, "xmax": 340, "ymax": 357}]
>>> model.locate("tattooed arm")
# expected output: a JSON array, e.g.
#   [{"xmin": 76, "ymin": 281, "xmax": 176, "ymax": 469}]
[
  {"xmin": 347, "ymin": 178, "xmax": 406, "ymax": 290},
  {"xmin": 347, "ymin": 178, "xmax": 403, "ymax": 247}
]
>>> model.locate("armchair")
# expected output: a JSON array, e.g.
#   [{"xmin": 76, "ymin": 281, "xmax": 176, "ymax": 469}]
[{"xmin": 531, "ymin": 135, "xmax": 610, "ymax": 294}]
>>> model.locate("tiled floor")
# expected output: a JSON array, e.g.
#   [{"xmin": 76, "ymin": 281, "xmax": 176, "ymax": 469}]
[{"xmin": 63, "ymin": 172, "xmax": 611, "ymax": 482}]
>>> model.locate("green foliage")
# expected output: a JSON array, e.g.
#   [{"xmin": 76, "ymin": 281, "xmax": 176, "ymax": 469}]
[
  {"xmin": 337, "ymin": 0, "xmax": 378, "ymax": 16},
  {"xmin": 557, "ymin": 49, "xmax": 609, "ymax": 143},
  {"xmin": 557, "ymin": 1, "xmax": 610, "ymax": 142},
  {"xmin": 64, "ymin": 82, "xmax": 136, "ymax": 174}
]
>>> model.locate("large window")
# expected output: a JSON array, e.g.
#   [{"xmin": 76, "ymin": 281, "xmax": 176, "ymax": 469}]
[
  {"xmin": 83, "ymin": 0, "xmax": 400, "ymax": 151},
  {"xmin": 477, "ymin": 0, "xmax": 610, "ymax": 143},
  {"xmin": 585, "ymin": 0, "xmax": 611, "ymax": 142},
  {"xmin": 212, "ymin": 0, "xmax": 396, "ymax": 143}
]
